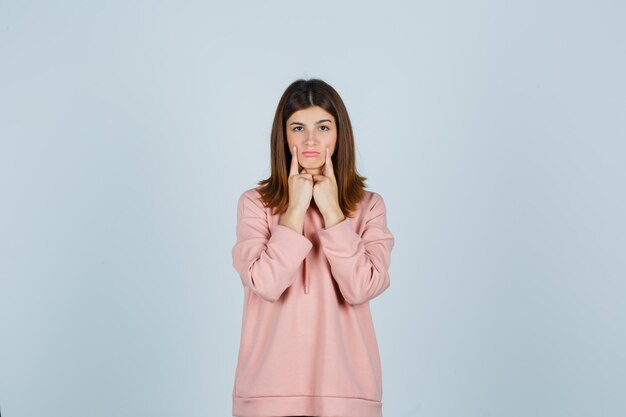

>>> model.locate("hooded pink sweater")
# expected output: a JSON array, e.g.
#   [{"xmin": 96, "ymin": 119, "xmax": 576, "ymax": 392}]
[{"xmin": 231, "ymin": 187, "xmax": 394, "ymax": 417}]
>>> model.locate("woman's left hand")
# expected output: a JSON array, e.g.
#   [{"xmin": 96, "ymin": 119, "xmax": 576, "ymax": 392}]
[{"xmin": 313, "ymin": 147, "xmax": 345, "ymax": 228}]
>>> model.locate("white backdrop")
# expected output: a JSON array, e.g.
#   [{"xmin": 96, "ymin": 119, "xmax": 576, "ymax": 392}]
[{"xmin": 1, "ymin": 1, "xmax": 625, "ymax": 416}]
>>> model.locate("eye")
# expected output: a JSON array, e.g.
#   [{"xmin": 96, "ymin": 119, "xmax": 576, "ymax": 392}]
[
  {"xmin": 319, "ymin": 125, "xmax": 330, "ymax": 131},
  {"xmin": 292, "ymin": 126, "xmax": 303, "ymax": 132}
]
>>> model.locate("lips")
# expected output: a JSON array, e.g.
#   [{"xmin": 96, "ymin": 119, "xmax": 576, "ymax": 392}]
[{"xmin": 302, "ymin": 151, "xmax": 320, "ymax": 156}]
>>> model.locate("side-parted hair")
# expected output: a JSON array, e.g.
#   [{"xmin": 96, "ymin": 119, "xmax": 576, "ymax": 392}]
[{"xmin": 257, "ymin": 78, "xmax": 368, "ymax": 217}]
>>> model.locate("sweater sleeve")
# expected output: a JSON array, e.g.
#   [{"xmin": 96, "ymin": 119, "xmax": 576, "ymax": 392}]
[
  {"xmin": 231, "ymin": 190, "xmax": 313, "ymax": 302},
  {"xmin": 317, "ymin": 193, "xmax": 395, "ymax": 305}
]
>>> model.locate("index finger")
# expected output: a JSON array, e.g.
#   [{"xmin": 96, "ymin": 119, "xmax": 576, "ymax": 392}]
[
  {"xmin": 289, "ymin": 145, "xmax": 300, "ymax": 177},
  {"xmin": 324, "ymin": 147, "xmax": 335, "ymax": 178}
]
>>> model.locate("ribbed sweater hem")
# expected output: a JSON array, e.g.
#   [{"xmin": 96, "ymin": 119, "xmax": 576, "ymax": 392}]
[{"xmin": 232, "ymin": 395, "xmax": 383, "ymax": 417}]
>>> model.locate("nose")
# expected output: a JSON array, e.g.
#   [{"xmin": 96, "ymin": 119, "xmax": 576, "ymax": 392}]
[{"xmin": 306, "ymin": 129, "xmax": 318, "ymax": 145}]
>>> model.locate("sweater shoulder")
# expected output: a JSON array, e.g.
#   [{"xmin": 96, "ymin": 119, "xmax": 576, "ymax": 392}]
[
  {"xmin": 236, "ymin": 187, "xmax": 267, "ymax": 217},
  {"xmin": 348, "ymin": 190, "xmax": 386, "ymax": 222},
  {"xmin": 238, "ymin": 187, "xmax": 268, "ymax": 206},
  {"xmin": 360, "ymin": 190, "xmax": 385, "ymax": 209},
  {"xmin": 240, "ymin": 187, "xmax": 261, "ymax": 200}
]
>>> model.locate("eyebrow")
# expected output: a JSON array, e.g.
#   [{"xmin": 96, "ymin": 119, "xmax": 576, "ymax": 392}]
[{"xmin": 288, "ymin": 119, "xmax": 334, "ymax": 126}]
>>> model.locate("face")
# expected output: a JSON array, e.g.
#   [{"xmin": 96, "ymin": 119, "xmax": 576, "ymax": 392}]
[{"xmin": 285, "ymin": 105, "xmax": 337, "ymax": 175}]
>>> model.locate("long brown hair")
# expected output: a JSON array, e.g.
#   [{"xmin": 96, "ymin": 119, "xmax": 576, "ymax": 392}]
[{"xmin": 257, "ymin": 79, "xmax": 368, "ymax": 217}]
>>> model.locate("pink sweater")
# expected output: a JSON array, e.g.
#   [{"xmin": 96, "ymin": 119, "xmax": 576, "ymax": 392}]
[{"xmin": 231, "ymin": 187, "xmax": 395, "ymax": 417}]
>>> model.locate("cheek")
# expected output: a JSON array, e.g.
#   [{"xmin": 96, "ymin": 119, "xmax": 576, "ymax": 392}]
[{"xmin": 328, "ymin": 135, "xmax": 338, "ymax": 149}]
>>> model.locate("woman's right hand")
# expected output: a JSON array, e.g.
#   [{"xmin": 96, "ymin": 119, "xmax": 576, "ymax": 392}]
[
  {"xmin": 279, "ymin": 146, "xmax": 312, "ymax": 234},
  {"xmin": 287, "ymin": 145, "xmax": 313, "ymax": 213}
]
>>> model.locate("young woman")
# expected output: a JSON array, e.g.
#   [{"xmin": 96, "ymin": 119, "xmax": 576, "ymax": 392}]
[{"xmin": 231, "ymin": 79, "xmax": 395, "ymax": 417}]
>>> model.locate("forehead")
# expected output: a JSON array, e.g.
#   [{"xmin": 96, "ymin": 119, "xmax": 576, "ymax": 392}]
[{"xmin": 287, "ymin": 105, "xmax": 335, "ymax": 123}]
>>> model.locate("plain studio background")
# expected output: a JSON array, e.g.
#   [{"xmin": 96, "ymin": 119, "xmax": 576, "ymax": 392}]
[{"xmin": 0, "ymin": 1, "xmax": 624, "ymax": 416}]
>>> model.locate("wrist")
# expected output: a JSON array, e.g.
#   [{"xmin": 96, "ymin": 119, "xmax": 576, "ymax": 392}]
[
  {"xmin": 322, "ymin": 207, "xmax": 345, "ymax": 229},
  {"xmin": 281, "ymin": 206, "xmax": 307, "ymax": 234},
  {"xmin": 286, "ymin": 204, "xmax": 307, "ymax": 217}
]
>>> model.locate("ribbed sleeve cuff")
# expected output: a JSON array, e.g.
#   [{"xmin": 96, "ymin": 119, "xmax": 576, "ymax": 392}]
[
  {"xmin": 317, "ymin": 217, "xmax": 359, "ymax": 248},
  {"xmin": 269, "ymin": 223, "xmax": 313, "ymax": 258}
]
